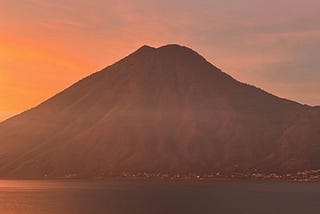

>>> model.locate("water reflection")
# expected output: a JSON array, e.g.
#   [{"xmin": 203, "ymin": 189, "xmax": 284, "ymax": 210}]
[{"xmin": 0, "ymin": 180, "xmax": 320, "ymax": 214}]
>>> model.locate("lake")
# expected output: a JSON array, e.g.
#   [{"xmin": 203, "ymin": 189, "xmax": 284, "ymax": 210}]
[{"xmin": 0, "ymin": 180, "xmax": 319, "ymax": 214}]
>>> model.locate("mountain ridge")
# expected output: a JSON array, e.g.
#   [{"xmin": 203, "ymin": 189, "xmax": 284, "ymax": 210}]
[{"xmin": 0, "ymin": 44, "xmax": 319, "ymax": 178}]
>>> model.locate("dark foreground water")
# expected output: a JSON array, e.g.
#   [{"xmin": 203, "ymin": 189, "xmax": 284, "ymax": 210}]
[{"xmin": 0, "ymin": 180, "xmax": 320, "ymax": 214}]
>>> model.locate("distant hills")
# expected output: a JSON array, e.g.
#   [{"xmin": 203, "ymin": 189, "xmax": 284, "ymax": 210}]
[{"xmin": 0, "ymin": 44, "xmax": 319, "ymax": 178}]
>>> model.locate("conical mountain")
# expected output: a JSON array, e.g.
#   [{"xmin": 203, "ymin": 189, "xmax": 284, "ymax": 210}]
[{"xmin": 0, "ymin": 44, "xmax": 319, "ymax": 178}]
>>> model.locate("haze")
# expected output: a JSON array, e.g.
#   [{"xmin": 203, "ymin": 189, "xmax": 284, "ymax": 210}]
[{"xmin": 1, "ymin": 0, "xmax": 320, "ymax": 122}]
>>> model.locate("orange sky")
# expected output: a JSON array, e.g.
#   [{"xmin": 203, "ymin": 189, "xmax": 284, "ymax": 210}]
[{"xmin": 1, "ymin": 0, "xmax": 320, "ymax": 121}]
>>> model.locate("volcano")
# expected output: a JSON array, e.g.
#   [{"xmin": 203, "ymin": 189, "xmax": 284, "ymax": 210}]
[{"xmin": 0, "ymin": 44, "xmax": 319, "ymax": 178}]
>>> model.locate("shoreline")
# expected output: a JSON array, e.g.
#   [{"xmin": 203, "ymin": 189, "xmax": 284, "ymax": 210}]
[{"xmin": 1, "ymin": 174, "xmax": 320, "ymax": 183}]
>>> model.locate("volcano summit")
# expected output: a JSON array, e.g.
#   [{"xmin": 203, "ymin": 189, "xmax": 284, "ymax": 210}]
[{"xmin": 0, "ymin": 44, "xmax": 319, "ymax": 178}]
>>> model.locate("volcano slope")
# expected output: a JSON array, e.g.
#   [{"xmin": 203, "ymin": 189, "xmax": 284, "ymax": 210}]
[{"xmin": 0, "ymin": 44, "xmax": 319, "ymax": 178}]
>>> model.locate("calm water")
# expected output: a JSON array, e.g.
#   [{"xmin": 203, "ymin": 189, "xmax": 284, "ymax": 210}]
[{"xmin": 0, "ymin": 180, "xmax": 320, "ymax": 214}]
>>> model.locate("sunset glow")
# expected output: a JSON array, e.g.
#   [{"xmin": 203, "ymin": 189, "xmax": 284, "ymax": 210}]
[{"xmin": 1, "ymin": 0, "xmax": 320, "ymax": 121}]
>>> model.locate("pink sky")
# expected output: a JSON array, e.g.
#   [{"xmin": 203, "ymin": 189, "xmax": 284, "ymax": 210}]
[{"xmin": 0, "ymin": 0, "xmax": 320, "ymax": 121}]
